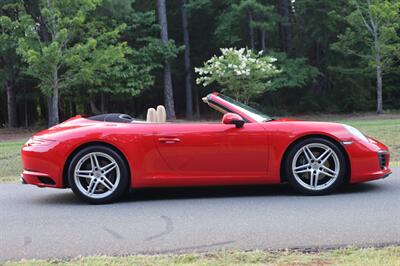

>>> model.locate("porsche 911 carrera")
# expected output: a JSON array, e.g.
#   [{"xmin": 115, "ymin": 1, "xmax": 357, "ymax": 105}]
[{"xmin": 21, "ymin": 92, "xmax": 391, "ymax": 203}]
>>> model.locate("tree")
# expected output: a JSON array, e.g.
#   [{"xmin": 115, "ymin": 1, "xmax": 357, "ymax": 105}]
[
  {"xmin": 181, "ymin": 0, "xmax": 193, "ymax": 119},
  {"xmin": 0, "ymin": 1, "xmax": 24, "ymax": 127},
  {"xmin": 248, "ymin": 1, "xmax": 279, "ymax": 52},
  {"xmin": 17, "ymin": 0, "xmax": 133, "ymax": 126},
  {"xmin": 267, "ymin": 52, "xmax": 319, "ymax": 91},
  {"xmin": 88, "ymin": 0, "xmax": 181, "ymax": 114},
  {"xmin": 195, "ymin": 48, "xmax": 280, "ymax": 103},
  {"xmin": 157, "ymin": 0, "xmax": 176, "ymax": 119},
  {"xmin": 214, "ymin": 0, "xmax": 277, "ymax": 51},
  {"xmin": 332, "ymin": 0, "xmax": 400, "ymax": 114},
  {"xmin": 278, "ymin": 0, "xmax": 293, "ymax": 54}
]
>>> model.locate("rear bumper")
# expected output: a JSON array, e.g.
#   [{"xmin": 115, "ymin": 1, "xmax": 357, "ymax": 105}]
[
  {"xmin": 20, "ymin": 170, "xmax": 57, "ymax": 188},
  {"xmin": 21, "ymin": 141, "xmax": 66, "ymax": 188},
  {"xmin": 20, "ymin": 174, "xmax": 27, "ymax": 184}
]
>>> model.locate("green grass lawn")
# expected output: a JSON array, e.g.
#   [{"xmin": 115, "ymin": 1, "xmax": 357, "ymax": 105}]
[
  {"xmin": 0, "ymin": 117, "xmax": 399, "ymax": 183},
  {"xmin": 337, "ymin": 118, "xmax": 400, "ymax": 164},
  {"xmin": 0, "ymin": 140, "xmax": 25, "ymax": 183},
  {"xmin": 4, "ymin": 246, "xmax": 400, "ymax": 266}
]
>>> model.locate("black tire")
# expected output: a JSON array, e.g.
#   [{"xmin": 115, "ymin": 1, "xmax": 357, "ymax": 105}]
[
  {"xmin": 68, "ymin": 145, "xmax": 130, "ymax": 204},
  {"xmin": 284, "ymin": 137, "xmax": 346, "ymax": 195}
]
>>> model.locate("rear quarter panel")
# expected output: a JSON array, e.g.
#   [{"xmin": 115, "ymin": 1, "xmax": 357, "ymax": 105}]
[{"xmin": 28, "ymin": 118, "xmax": 168, "ymax": 188}]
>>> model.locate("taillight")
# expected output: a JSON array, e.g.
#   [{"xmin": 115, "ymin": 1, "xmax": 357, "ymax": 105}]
[{"xmin": 25, "ymin": 137, "xmax": 56, "ymax": 146}]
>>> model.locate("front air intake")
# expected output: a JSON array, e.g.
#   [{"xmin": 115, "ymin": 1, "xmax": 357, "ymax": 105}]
[{"xmin": 378, "ymin": 152, "xmax": 388, "ymax": 170}]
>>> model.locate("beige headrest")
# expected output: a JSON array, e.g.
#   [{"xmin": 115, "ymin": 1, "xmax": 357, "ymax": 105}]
[
  {"xmin": 146, "ymin": 108, "xmax": 157, "ymax": 122},
  {"xmin": 156, "ymin": 105, "xmax": 166, "ymax": 123}
]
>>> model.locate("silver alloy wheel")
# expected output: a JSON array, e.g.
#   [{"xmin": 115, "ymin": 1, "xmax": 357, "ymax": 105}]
[
  {"xmin": 292, "ymin": 143, "xmax": 340, "ymax": 191},
  {"xmin": 74, "ymin": 152, "xmax": 120, "ymax": 199}
]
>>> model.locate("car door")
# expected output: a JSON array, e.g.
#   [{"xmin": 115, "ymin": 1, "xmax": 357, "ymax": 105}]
[{"xmin": 154, "ymin": 122, "xmax": 268, "ymax": 182}]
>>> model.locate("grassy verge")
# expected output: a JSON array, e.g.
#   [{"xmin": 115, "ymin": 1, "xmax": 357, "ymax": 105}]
[
  {"xmin": 336, "ymin": 118, "xmax": 400, "ymax": 164},
  {"xmin": 5, "ymin": 246, "xmax": 400, "ymax": 266},
  {"xmin": 0, "ymin": 140, "xmax": 25, "ymax": 183}
]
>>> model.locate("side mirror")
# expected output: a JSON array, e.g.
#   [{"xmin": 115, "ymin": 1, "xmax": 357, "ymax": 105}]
[{"xmin": 222, "ymin": 113, "xmax": 245, "ymax": 128}]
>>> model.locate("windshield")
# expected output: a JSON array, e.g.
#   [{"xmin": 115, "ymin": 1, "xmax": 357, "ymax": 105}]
[{"xmin": 218, "ymin": 94, "xmax": 273, "ymax": 122}]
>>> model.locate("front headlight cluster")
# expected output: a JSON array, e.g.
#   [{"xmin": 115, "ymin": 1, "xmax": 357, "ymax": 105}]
[{"xmin": 343, "ymin": 125, "xmax": 369, "ymax": 142}]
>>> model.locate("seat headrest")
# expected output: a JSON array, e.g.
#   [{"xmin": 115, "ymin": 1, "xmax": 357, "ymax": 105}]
[
  {"xmin": 156, "ymin": 105, "xmax": 166, "ymax": 123},
  {"xmin": 146, "ymin": 108, "xmax": 157, "ymax": 122}
]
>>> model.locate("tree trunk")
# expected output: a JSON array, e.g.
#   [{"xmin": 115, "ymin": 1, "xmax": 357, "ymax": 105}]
[
  {"xmin": 279, "ymin": 0, "xmax": 292, "ymax": 54},
  {"xmin": 23, "ymin": 0, "xmax": 51, "ymax": 43},
  {"xmin": 181, "ymin": 0, "xmax": 193, "ymax": 119},
  {"xmin": 48, "ymin": 65, "xmax": 59, "ymax": 126},
  {"xmin": 376, "ymin": 65, "xmax": 383, "ymax": 114},
  {"xmin": 5, "ymin": 80, "xmax": 17, "ymax": 128},
  {"xmin": 90, "ymin": 98, "xmax": 101, "ymax": 115},
  {"xmin": 100, "ymin": 93, "xmax": 106, "ymax": 113},
  {"xmin": 157, "ymin": 0, "xmax": 176, "ymax": 120},
  {"xmin": 247, "ymin": 9, "xmax": 255, "ymax": 50},
  {"xmin": 24, "ymin": 87, "xmax": 28, "ymax": 128},
  {"xmin": 48, "ymin": 88, "xmax": 59, "ymax": 126},
  {"xmin": 193, "ymin": 85, "xmax": 200, "ymax": 119},
  {"xmin": 72, "ymin": 100, "xmax": 77, "ymax": 116},
  {"xmin": 260, "ymin": 30, "xmax": 266, "ymax": 52},
  {"xmin": 373, "ymin": 28, "xmax": 383, "ymax": 114},
  {"xmin": 47, "ymin": 96, "xmax": 53, "ymax": 125}
]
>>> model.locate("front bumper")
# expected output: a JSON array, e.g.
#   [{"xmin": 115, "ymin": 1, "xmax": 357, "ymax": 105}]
[{"xmin": 344, "ymin": 137, "xmax": 392, "ymax": 183}]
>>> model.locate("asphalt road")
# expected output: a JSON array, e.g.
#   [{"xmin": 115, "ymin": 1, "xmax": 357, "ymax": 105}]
[{"xmin": 1, "ymin": 168, "xmax": 399, "ymax": 262}]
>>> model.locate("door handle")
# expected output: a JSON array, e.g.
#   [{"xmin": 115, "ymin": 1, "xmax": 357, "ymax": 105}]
[{"xmin": 158, "ymin": 137, "xmax": 181, "ymax": 144}]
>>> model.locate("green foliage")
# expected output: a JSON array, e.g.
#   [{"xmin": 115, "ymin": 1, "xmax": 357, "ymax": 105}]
[
  {"xmin": 332, "ymin": 0, "xmax": 400, "ymax": 71},
  {"xmin": 195, "ymin": 47, "xmax": 280, "ymax": 103},
  {"xmin": 88, "ymin": 0, "xmax": 182, "ymax": 96},
  {"xmin": 16, "ymin": 0, "xmax": 131, "ymax": 97},
  {"xmin": 214, "ymin": 0, "xmax": 277, "ymax": 47},
  {"xmin": 1, "ymin": 0, "xmax": 400, "ymax": 126},
  {"xmin": 14, "ymin": 0, "xmax": 182, "ymax": 101},
  {"xmin": 215, "ymin": 0, "xmax": 278, "ymax": 45},
  {"xmin": 267, "ymin": 52, "xmax": 320, "ymax": 90},
  {"xmin": 0, "ymin": 2, "xmax": 25, "ymax": 85}
]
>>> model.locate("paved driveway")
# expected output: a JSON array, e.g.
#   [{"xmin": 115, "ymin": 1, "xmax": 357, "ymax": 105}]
[{"xmin": 0, "ymin": 168, "xmax": 399, "ymax": 261}]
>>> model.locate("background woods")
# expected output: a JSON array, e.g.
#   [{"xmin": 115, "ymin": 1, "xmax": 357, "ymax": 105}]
[{"xmin": 1, "ymin": 0, "xmax": 400, "ymax": 127}]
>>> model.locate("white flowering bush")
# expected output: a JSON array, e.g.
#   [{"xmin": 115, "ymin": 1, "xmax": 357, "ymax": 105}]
[{"xmin": 195, "ymin": 48, "xmax": 280, "ymax": 103}]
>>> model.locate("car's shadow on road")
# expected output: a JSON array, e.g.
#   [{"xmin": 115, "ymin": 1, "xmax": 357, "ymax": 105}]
[
  {"xmin": 121, "ymin": 182, "xmax": 382, "ymax": 203},
  {"xmin": 32, "ymin": 182, "xmax": 383, "ymax": 205}
]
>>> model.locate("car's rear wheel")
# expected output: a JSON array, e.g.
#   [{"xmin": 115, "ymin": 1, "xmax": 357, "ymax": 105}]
[
  {"xmin": 68, "ymin": 145, "xmax": 129, "ymax": 204},
  {"xmin": 285, "ymin": 137, "xmax": 346, "ymax": 195}
]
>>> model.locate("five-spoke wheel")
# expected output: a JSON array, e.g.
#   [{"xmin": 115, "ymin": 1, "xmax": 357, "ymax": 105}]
[
  {"xmin": 285, "ymin": 138, "xmax": 346, "ymax": 195},
  {"xmin": 68, "ymin": 145, "xmax": 129, "ymax": 204}
]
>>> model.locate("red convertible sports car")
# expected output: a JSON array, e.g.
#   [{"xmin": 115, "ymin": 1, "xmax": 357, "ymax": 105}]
[{"xmin": 21, "ymin": 92, "xmax": 391, "ymax": 203}]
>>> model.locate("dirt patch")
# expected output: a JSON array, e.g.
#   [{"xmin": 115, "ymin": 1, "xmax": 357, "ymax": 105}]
[{"xmin": 0, "ymin": 128, "xmax": 43, "ymax": 141}]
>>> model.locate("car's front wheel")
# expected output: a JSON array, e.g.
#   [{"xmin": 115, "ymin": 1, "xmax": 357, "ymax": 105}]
[
  {"xmin": 68, "ymin": 145, "xmax": 129, "ymax": 204},
  {"xmin": 285, "ymin": 137, "xmax": 346, "ymax": 195}
]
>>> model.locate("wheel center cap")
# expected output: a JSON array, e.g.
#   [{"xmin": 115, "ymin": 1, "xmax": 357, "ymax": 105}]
[
  {"xmin": 312, "ymin": 163, "xmax": 319, "ymax": 169},
  {"xmin": 94, "ymin": 171, "xmax": 101, "ymax": 178}
]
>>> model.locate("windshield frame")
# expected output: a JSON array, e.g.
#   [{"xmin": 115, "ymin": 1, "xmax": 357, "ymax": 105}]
[{"xmin": 206, "ymin": 93, "xmax": 272, "ymax": 123}]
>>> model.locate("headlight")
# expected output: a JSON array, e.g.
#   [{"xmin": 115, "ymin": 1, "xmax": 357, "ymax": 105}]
[
  {"xmin": 343, "ymin": 125, "xmax": 369, "ymax": 142},
  {"xmin": 25, "ymin": 137, "xmax": 56, "ymax": 146}
]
